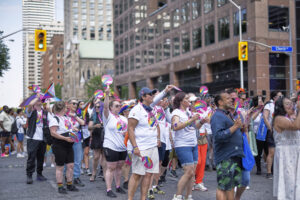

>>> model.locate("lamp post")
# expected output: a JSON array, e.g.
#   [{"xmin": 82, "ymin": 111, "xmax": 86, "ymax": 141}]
[
  {"xmin": 282, "ymin": 25, "xmax": 293, "ymax": 97},
  {"xmin": 229, "ymin": 0, "xmax": 244, "ymax": 89}
]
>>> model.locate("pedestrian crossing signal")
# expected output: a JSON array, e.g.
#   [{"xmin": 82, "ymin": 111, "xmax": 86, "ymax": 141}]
[
  {"xmin": 238, "ymin": 41, "xmax": 248, "ymax": 61},
  {"xmin": 34, "ymin": 30, "xmax": 47, "ymax": 51}
]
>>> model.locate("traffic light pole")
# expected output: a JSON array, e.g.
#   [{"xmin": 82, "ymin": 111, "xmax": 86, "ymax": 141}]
[
  {"xmin": 230, "ymin": 0, "xmax": 244, "ymax": 89},
  {"xmin": 0, "ymin": 28, "xmax": 27, "ymax": 40}
]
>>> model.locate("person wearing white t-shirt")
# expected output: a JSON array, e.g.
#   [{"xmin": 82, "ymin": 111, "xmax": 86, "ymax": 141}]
[
  {"xmin": 171, "ymin": 92, "xmax": 203, "ymax": 200},
  {"xmin": 263, "ymin": 91, "xmax": 282, "ymax": 179},
  {"xmin": 0, "ymin": 105, "xmax": 14, "ymax": 156},
  {"xmin": 49, "ymin": 101, "xmax": 81, "ymax": 194},
  {"xmin": 16, "ymin": 109, "xmax": 26, "ymax": 158},
  {"xmin": 127, "ymin": 85, "xmax": 173, "ymax": 200},
  {"xmin": 102, "ymin": 88, "xmax": 128, "ymax": 198},
  {"xmin": 25, "ymin": 94, "xmax": 50, "ymax": 184}
]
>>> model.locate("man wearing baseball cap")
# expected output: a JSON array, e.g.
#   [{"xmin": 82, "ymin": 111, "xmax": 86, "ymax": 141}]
[{"xmin": 127, "ymin": 85, "xmax": 173, "ymax": 200}]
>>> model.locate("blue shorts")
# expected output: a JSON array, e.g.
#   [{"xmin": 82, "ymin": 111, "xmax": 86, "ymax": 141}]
[
  {"xmin": 16, "ymin": 133, "xmax": 24, "ymax": 142},
  {"xmin": 158, "ymin": 142, "xmax": 166, "ymax": 161},
  {"xmin": 175, "ymin": 145, "xmax": 198, "ymax": 166}
]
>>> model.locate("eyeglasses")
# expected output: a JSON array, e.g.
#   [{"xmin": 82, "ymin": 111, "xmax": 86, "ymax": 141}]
[
  {"xmin": 72, "ymin": 102, "xmax": 78, "ymax": 106},
  {"xmin": 95, "ymin": 106, "xmax": 100, "ymax": 108},
  {"xmin": 114, "ymin": 105, "xmax": 121, "ymax": 108}
]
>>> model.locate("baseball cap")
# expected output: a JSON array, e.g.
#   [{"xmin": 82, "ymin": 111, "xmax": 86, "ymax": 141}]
[
  {"xmin": 138, "ymin": 87, "xmax": 156, "ymax": 98},
  {"xmin": 189, "ymin": 96, "xmax": 198, "ymax": 102}
]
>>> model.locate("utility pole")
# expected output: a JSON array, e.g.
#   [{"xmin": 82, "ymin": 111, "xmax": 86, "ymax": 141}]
[{"xmin": 0, "ymin": 28, "xmax": 27, "ymax": 40}]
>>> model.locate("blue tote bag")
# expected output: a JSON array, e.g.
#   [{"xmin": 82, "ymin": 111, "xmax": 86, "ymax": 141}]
[
  {"xmin": 256, "ymin": 117, "xmax": 268, "ymax": 141},
  {"xmin": 242, "ymin": 133, "xmax": 255, "ymax": 171}
]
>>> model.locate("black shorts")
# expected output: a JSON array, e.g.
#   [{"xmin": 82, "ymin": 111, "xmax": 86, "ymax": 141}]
[
  {"xmin": 52, "ymin": 139, "xmax": 74, "ymax": 166},
  {"xmin": 0, "ymin": 131, "xmax": 10, "ymax": 137},
  {"xmin": 82, "ymin": 137, "xmax": 90, "ymax": 148},
  {"xmin": 104, "ymin": 148, "xmax": 127, "ymax": 162},
  {"xmin": 266, "ymin": 130, "xmax": 275, "ymax": 148},
  {"xmin": 90, "ymin": 127, "xmax": 104, "ymax": 150}
]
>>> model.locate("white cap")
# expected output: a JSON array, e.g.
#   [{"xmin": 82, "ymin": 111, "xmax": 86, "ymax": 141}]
[{"xmin": 189, "ymin": 96, "xmax": 198, "ymax": 102}]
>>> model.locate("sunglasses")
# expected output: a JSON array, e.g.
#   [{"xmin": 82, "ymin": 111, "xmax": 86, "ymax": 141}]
[
  {"xmin": 114, "ymin": 105, "xmax": 121, "ymax": 108},
  {"xmin": 72, "ymin": 102, "xmax": 78, "ymax": 106},
  {"xmin": 95, "ymin": 106, "xmax": 100, "ymax": 108}
]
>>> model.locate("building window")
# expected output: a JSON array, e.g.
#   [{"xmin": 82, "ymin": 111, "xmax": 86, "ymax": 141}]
[
  {"xmin": 163, "ymin": 13, "xmax": 171, "ymax": 33},
  {"xmin": 135, "ymin": 28, "xmax": 141, "ymax": 47},
  {"xmin": 269, "ymin": 53, "xmax": 288, "ymax": 93},
  {"xmin": 90, "ymin": 27, "xmax": 95, "ymax": 40},
  {"xmin": 57, "ymin": 53, "xmax": 60, "ymax": 58},
  {"xmin": 233, "ymin": 9, "xmax": 247, "ymax": 35},
  {"xmin": 205, "ymin": 23, "xmax": 215, "ymax": 45},
  {"xmin": 218, "ymin": 17, "xmax": 230, "ymax": 41},
  {"xmin": 57, "ymin": 60, "xmax": 60, "ymax": 65},
  {"xmin": 156, "ymin": 43, "xmax": 162, "ymax": 62},
  {"xmin": 114, "ymin": 42, "xmax": 119, "ymax": 56},
  {"xmin": 57, "ymin": 75, "xmax": 60, "ymax": 79},
  {"xmin": 115, "ymin": 61, "xmax": 119, "ymax": 75},
  {"xmin": 192, "ymin": 0, "xmax": 201, "ymax": 20},
  {"xmin": 148, "ymin": 45, "xmax": 155, "ymax": 65},
  {"xmin": 172, "ymin": 8, "xmax": 180, "ymax": 29},
  {"xmin": 125, "ymin": 37, "xmax": 129, "ymax": 52},
  {"xmin": 204, "ymin": 0, "xmax": 214, "ymax": 14},
  {"xmin": 164, "ymin": 38, "xmax": 171, "ymax": 59},
  {"xmin": 120, "ymin": 58, "xmax": 124, "ymax": 74},
  {"xmin": 156, "ymin": 17, "xmax": 163, "ymax": 37},
  {"xmin": 181, "ymin": 2, "xmax": 190, "ymax": 24},
  {"xmin": 120, "ymin": 39, "xmax": 124, "ymax": 55},
  {"xmin": 130, "ymin": 55, "xmax": 134, "ymax": 71},
  {"xmin": 217, "ymin": 0, "xmax": 228, "ymax": 7},
  {"xmin": 130, "ymin": 34, "xmax": 134, "ymax": 49},
  {"xmin": 148, "ymin": 21, "xmax": 155, "ymax": 41},
  {"xmin": 192, "ymin": 27, "xmax": 202, "ymax": 50},
  {"xmin": 87, "ymin": 69, "xmax": 91, "ymax": 80},
  {"xmin": 57, "ymin": 68, "xmax": 60, "ymax": 72},
  {"xmin": 125, "ymin": 56, "xmax": 129, "ymax": 72},
  {"xmin": 142, "ymin": 49, "xmax": 148, "ymax": 67},
  {"xmin": 99, "ymin": 26, "xmax": 104, "ymax": 40},
  {"xmin": 268, "ymin": 6, "xmax": 289, "ymax": 31},
  {"xmin": 182, "ymin": 31, "xmax": 190, "ymax": 54},
  {"xmin": 142, "ymin": 27, "xmax": 147, "ymax": 44},
  {"xmin": 173, "ymin": 36, "xmax": 180, "ymax": 57},
  {"xmin": 136, "ymin": 51, "xmax": 141, "ymax": 69}
]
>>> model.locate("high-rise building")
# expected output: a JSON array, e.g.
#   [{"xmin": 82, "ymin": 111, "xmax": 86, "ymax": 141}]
[
  {"xmin": 296, "ymin": 0, "xmax": 300, "ymax": 79},
  {"xmin": 41, "ymin": 34, "xmax": 64, "ymax": 89},
  {"xmin": 113, "ymin": 0, "xmax": 296, "ymax": 99},
  {"xmin": 63, "ymin": 0, "xmax": 114, "ymax": 99},
  {"xmin": 22, "ymin": 0, "xmax": 64, "ymax": 98}
]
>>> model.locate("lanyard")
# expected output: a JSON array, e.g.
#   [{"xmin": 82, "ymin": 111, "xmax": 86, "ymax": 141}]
[
  {"xmin": 36, "ymin": 110, "xmax": 43, "ymax": 125},
  {"xmin": 112, "ymin": 112, "xmax": 127, "ymax": 131}
]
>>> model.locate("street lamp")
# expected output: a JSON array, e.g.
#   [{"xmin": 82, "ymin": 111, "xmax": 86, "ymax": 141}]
[
  {"xmin": 282, "ymin": 25, "xmax": 293, "ymax": 97},
  {"xmin": 229, "ymin": 0, "xmax": 244, "ymax": 89}
]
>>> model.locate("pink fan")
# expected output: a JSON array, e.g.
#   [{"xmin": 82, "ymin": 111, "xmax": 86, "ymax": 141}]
[
  {"xmin": 102, "ymin": 75, "xmax": 113, "ymax": 87},
  {"xmin": 172, "ymin": 86, "xmax": 182, "ymax": 91},
  {"xmin": 199, "ymin": 86, "xmax": 208, "ymax": 96},
  {"xmin": 234, "ymin": 98, "xmax": 241, "ymax": 114},
  {"xmin": 194, "ymin": 100, "xmax": 207, "ymax": 113},
  {"xmin": 69, "ymin": 132, "xmax": 79, "ymax": 143},
  {"xmin": 142, "ymin": 156, "xmax": 153, "ymax": 169}
]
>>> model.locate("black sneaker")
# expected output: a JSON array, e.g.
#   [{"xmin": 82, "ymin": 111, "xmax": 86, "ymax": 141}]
[
  {"xmin": 116, "ymin": 187, "xmax": 126, "ymax": 194},
  {"xmin": 58, "ymin": 187, "xmax": 67, "ymax": 194},
  {"xmin": 97, "ymin": 168, "xmax": 104, "ymax": 178},
  {"xmin": 73, "ymin": 178, "xmax": 85, "ymax": 187},
  {"xmin": 67, "ymin": 184, "xmax": 79, "ymax": 192},
  {"xmin": 123, "ymin": 181, "xmax": 128, "ymax": 190},
  {"xmin": 37, "ymin": 174, "xmax": 47, "ymax": 181},
  {"xmin": 160, "ymin": 175, "xmax": 166, "ymax": 182},
  {"xmin": 170, "ymin": 170, "xmax": 178, "ymax": 178},
  {"xmin": 158, "ymin": 179, "xmax": 164, "ymax": 187},
  {"xmin": 27, "ymin": 175, "xmax": 33, "ymax": 184},
  {"xmin": 107, "ymin": 190, "xmax": 117, "ymax": 198},
  {"xmin": 266, "ymin": 173, "xmax": 273, "ymax": 179}
]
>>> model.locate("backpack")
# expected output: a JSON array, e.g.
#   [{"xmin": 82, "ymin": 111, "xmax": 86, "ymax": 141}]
[
  {"xmin": 42, "ymin": 111, "xmax": 53, "ymax": 145},
  {"xmin": 11, "ymin": 120, "xmax": 18, "ymax": 135}
]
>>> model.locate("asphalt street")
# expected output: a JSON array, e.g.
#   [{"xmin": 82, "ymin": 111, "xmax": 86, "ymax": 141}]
[{"xmin": 0, "ymin": 148, "xmax": 276, "ymax": 200}]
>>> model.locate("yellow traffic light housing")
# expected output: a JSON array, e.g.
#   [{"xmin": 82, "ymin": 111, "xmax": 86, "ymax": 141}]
[
  {"xmin": 296, "ymin": 80, "xmax": 300, "ymax": 91},
  {"xmin": 238, "ymin": 41, "xmax": 248, "ymax": 61},
  {"xmin": 34, "ymin": 29, "xmax": 47, "ymax": 51}
]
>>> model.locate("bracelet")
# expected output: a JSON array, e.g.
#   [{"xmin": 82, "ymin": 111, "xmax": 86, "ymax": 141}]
[
  {"xmin": 132, "ymin": 146, "xmax": 138, "ymax": 150},
  {"xmin": 185, "ymin": 121, "xmax": 191, "ymax": 126}
]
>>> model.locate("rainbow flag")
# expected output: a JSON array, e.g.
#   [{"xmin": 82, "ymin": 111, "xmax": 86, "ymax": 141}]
[
  {"xmin": 82, "ymin": 103, "xmax": 89, "ymax": 120},
  {"xmin": 43, "ymin": 83, "xmax": 55, "ymax": 100}
]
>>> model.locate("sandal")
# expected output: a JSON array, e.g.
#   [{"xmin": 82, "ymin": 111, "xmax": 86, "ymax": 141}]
[{"xmin": 90, "ymin": 174, "xmax": 96, "ymax": 182}]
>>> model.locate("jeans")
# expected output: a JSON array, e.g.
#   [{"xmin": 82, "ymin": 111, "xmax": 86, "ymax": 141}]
[
  {"xmin": 26, "ymin": 139, "xmax": 46, "ymax": 176},
  {"xmin": 73, "ymin": 142, "xmax": 83, "ymax": 178},
  {"xmin": 175, "ymin": 145, "xmax": 198, "ymax": 166},
  {"xmin": 241, "ymin": 170, "xmax": 251, "ymax": 187}
]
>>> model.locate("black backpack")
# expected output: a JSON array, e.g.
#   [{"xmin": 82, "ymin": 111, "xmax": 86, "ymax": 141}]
[
  {"xmin": 43, "ymin": 111, "xmax": 53, "ymax": 145},
  {"xmin": 11, "ymin": 119, "xmax": 18, "ymax": 135}
]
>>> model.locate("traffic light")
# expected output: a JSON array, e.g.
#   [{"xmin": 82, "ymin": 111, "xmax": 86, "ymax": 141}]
[
  {"xmin": 296, "ymin": 80, "xmax": 300, "ymax": 90},
  {"xmin": 34, "ymin": 29, "xmax": 47, "ymax": 51},
  {"xmin": 238, "ymin": 41, "xmax": 248, "ymax": 61}
]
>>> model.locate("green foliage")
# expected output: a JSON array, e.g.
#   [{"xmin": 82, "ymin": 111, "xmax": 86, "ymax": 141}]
[
  {"xmin": 55, "ymin": 83, "xmax": 62, "ymax": 99},
  {"xmin": 0, "ymin": 31, "xmax": 10, "ymax": 77}
]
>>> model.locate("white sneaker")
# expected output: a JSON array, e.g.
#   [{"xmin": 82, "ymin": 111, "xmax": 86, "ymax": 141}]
[
  {"xmin": 185, "ymin": 195, "xmax": 194, "ymax": 200},
  {"xmin": 51, "ymin": 163, "xmax": 55, "ymax": 168},
  {"xmin": 172, "ymin": 194, "xmax": 183, "ymax": 200},
  {"xmin": 22, "ymin": 152, "xmax": 26, "ymax": 157},
  {"xmin": 17, "ymin": 153, "xmax": 22, "ymax": 158},
  {"xmin": 194, "ymin": 183, "xmax": 208, "ymax": 191},
  {"xmin": 246, "ymin": 186, "xmax": 250, "ymax": 190},
  {"xmin": 11, "ymin": 151, "xmax": 17, "ymax": 155},
  {"xmin": 43, "ymin": 163, "xmax": 46, "ymax": 167}
]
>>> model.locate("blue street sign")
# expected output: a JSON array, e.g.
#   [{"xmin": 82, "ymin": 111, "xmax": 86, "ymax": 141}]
[{"xmin": 271, "ymin": 46, "xmax": 293, "ymax": 52}]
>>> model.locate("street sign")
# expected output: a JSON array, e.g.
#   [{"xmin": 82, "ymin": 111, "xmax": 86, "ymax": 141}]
[{"xmin": 271, "ymin": 46, "xmax": 293, "ymax": 53}]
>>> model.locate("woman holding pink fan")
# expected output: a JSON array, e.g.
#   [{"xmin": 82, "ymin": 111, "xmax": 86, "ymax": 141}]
[{"xmin": 102, "ymin": 87, "xmax": 128, "ymax": 198}]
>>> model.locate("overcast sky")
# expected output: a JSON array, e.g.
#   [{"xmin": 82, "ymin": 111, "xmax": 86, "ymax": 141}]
[{"xmin": 0, "ymin": 0, "xmax": 63, "ymax": 107}]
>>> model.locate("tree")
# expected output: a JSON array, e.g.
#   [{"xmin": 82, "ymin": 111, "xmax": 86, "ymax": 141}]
[
  {"xmin": 55, "ymin": 83, "xmax": 62, "ymax": 99},
  {"xmin": 0, "ymin": 31, "xmax": 10, "ymax": 77}
]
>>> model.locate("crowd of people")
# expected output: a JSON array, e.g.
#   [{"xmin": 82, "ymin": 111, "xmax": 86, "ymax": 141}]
[{"xmin": 0, "ymin": 85, "xmax": 299, "ymax": 200}]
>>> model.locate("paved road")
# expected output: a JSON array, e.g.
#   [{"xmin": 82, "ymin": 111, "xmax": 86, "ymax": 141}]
[{"xmin": 0, "ymin": 151, "xmax": 275, "ymax": 200}]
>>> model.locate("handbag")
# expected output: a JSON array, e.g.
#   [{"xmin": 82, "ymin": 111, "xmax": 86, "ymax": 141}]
[
  {"xmin": 256, "ymin": 117, "xmax": 268, "ymax": 141},
  {"xmin": 242, "ymin": 133, "xmax": 255, "ymax": 171},
  {"xmin": 197, "ymin": 135, "xmax": 208, "ymax": 145},
  {"xmin": 248, "ymin": 120, "xmax": 258, "ymax": 156},
  {"xmin": 43, "ymin": 111, "xmax": 53, "ymax": 145}
]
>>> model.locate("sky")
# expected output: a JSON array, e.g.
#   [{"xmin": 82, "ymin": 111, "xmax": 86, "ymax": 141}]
[{"xmin": 0, "ymin": 0, "xmax": 63, "ymax": 107}]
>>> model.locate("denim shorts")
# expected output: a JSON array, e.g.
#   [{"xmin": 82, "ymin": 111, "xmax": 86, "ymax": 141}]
[
  {"xmin": 16, "ymin": 133, "xmax": 24, "ymax": 142},
  {"xmin": 241, "ymin": 170, "xmax": 251, "ymax": 187},
  {"xmin": 175, "ymin": 145, "xmax": 198, "ymax": 166},
  {"xmin": 158, "ymin": 142, "xmax": 166, "ymax": 161}
]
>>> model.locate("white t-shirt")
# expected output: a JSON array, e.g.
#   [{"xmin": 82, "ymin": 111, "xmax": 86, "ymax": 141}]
[
  {"xmin": 253, "ymin": 112, "xmax": 262, "ymax": 134},
  {"xmin": 128, "ymin": 103, "xmax": 158, "ymax": 151},
  {"xmin": 165, "ymin": 123, "xmax": 172, "ymax": 151},
  {"xmin": 264, "ymin": 100, "xmax": 274, "ymax": 126},
  {"xmin": 199, "ymin": 107, "xmax": 212, "ymax": 134},
  {"xmin": 103, "ymin": 112, "xmax": 127, "ymax": 152},
  {"xmin": 82, "ymin": 125, "xmax": 90, "ymax": 139},
  {"xmin": 16, "ymin": 116, "xmax": 26, "ymax": 134},
  {"xmin": 0, "ymin": 112, "xmax": 13, "ymax": 132},
  {"xmin": 153, "ymin": 105, "xmax": 167, "ymax": 144},
  {"xmin": 26, "ymin": 109, "xmax": 50, "ymax": 141},
  {"xmin": 49, "ymin": 115, "xmax": 74, "ymax": 135},
  {"xmin": 171, "ymin": 109, "xmax": 197, "ymax": 148}
]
